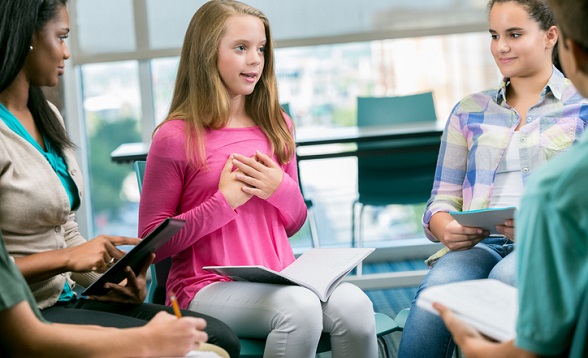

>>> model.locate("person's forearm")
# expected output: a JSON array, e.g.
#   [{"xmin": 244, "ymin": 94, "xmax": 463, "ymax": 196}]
[
  {"xmin": 40, "ymin": 324, "xmax": 153, "ymax": 358},
  {"xmin": 0, "ymin": 302, "xmax": 144, "ymax": 358},
  {"xmin": 462, "ymin": 339, "xmax": 540, "ymax": 358},
  {"xmin": 2, "ymin": 302, "xmax": 202, "ymax": 358},
  {"xmin": 13, "ymin": 249, "xmax": 71, "ymax": 283}
]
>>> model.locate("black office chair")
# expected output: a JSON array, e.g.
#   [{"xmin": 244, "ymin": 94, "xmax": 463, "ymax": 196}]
[
  {"xmin": 134, "ymin": 160, "xmax": 400, "ymax": 357},
  {"xmin": 352, "ymin": 92, "xmax": 441, "ymax": 250}
]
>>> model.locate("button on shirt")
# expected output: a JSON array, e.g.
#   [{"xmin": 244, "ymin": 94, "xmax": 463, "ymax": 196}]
[{"xmin": 423, "ymin": 66, "xmax": 588, "ymax": 241}]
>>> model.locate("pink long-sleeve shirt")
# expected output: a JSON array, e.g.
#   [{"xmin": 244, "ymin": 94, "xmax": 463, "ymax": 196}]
[{"xmin": 138, "ymin": 118, "xmax": 307, "ymax": 308}]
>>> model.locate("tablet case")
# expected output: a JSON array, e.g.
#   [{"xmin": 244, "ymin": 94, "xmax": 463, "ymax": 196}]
[{"xmin": 82, "ymin": 217, "xmax": 185, "ymax": 296}]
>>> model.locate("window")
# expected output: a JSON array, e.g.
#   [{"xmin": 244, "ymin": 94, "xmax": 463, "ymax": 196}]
[
  {"xmin": 65, "ymin": 1, "xmax": 499, "ymax": 247},
  {"xmin": 80, "ymin": 61, "xmax": 142, "ymax": 237}
]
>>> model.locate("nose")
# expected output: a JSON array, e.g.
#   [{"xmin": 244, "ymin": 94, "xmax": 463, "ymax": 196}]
[
  {"xmin": 247, "ymin": 50, "xmax": 262, "ymax": 65},
  {"xmin": 496, "ymin": 37, "xmax": 510, "ymax": 53},
  {"xmin": 63, "ymin": 42, "xmax": 71, "ymax": 60}
]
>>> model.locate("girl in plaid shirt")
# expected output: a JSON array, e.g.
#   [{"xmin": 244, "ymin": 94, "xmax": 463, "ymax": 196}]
[{"xmin": 399, "ymin": 0, "xmax": 588, "ymax": 357}]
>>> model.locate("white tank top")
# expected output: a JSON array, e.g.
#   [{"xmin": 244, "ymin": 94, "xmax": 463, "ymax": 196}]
[{"xmin": 490, "ymin": 131, "xmax": 524, "ymax": 209}]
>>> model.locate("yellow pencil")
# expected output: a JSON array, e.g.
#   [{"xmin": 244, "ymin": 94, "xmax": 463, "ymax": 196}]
[{"xmin": 169, "ymin": 291, "xmax": 182, "ymax": 318}]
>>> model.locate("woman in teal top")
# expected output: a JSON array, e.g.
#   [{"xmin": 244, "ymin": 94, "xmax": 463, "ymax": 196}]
[
  {"xmin": 0, "ymin": 103, "xmax": 79, "ymax": 210},
  {"xmin": 0, "ymin": 0, "xmax": 239, "ymax": 355}
]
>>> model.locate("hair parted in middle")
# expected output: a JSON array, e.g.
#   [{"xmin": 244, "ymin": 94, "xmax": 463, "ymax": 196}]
[
  {"xmin": 487, "ymin": 0, "xmax": 561, "ymax": 71},
  {"xmin": 158, "ymin": 0, "xmax": 295, "ymax": 168}
]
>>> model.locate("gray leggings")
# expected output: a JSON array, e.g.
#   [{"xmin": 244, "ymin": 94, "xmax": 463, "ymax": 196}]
[{"xmin": 189, "ymin": 281, "xmax": 378, "ymax": 358}]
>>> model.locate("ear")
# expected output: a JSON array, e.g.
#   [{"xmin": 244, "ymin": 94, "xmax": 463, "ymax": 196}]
[
  {"xmin": 546, "ymin": 25, "xmax": 559, "ymax": 49},
  {"xmin": 30, "ymin": 31, "xmax": 39, "ymax": 48}
]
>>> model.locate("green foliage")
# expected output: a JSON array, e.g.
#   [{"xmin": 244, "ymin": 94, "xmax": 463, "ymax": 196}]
[{"xmin": 332, "ymin": 107, "xmax": 356, "ymax": 127}]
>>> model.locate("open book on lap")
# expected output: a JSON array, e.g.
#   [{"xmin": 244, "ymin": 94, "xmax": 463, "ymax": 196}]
[
  {"xmin": 416, "ymin": 279, "xmax": 518, "ymax": 342},
  {"xmin": 203, "ymin": 248, "xmax": 375, "ymax": 302}
]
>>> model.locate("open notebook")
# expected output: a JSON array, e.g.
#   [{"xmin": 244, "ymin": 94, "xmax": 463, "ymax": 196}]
[
  {"xmin": 204, "ymin": 248, "xmax": 374, "ymax": 302},
  {"xmin": 417, "ymin": 279, "xmax": 518, "ymax": 342}
]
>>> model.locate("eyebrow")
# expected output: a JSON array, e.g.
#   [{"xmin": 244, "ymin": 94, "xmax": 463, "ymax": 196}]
[
  {"xmin": 489, "ymin": 27, "xmax": 525, "ymax": 33},
  {"xmin": 231, "ymin": 38, "xmax": 265, "ymax": 44}
]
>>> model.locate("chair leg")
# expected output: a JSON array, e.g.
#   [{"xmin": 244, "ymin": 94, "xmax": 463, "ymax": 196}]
[
  {"xmin": 377, "ymin": 336, "xmax": 391, "ymax": 358},
  {"xmin": 454, "ymin": 346, "xmax": 462, "ymax": 358},
  {"xmin": 307, "ymin": 208, "xmax": 320, "ymax": 248},
  {"xmin": 356, "ymin": 203, "xmax": 366, "ymax": 276},
  {"xmin": 357, "ymin": 204, "xmax": 366, "ymax": 249},
  {"xmin": 351, "ymin": 200, "xmax": 359, "ymax": 248}
]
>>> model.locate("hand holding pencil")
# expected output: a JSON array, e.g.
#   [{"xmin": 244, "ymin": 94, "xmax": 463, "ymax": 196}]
[
  {"xmin": 170, "ymin": 291, "xmax": 182, "ymax": 318},
  {"xmin": 169, "ymin": 292, "xmax": 230, "ymax": 357}
]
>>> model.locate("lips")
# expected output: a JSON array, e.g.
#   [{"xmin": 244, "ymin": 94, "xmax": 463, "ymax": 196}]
[
  {"xmin": 499, "ymin": 57, "xmax": 516, "ymax": 64},
  {"xmin": 241, "ymin": 72, "xmax": 257, "ymax": 83},
  {"xmin": 57, "ymin": 66, "xmax": 65, "ymax": 75}
]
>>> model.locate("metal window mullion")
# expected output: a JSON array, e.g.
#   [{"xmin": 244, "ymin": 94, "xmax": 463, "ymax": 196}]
[
  {"xmin": 133, "ymin": 0, "xmax": 156, "ymax": 142},
  {"xmin": 63, "ymin": 0, "xmax": 94, "ymax": 238}
]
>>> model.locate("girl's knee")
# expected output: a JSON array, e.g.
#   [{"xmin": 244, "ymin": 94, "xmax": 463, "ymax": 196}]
[
  {"xmin": 324, "ymin": 284, "xmax": 375, "ymax": 331},
  {"xmin": 274, "ymin": 286, "xmax": 323, "ymax": 327},
  {"xmin": 489, "ymin": 254, "xmax": 516, "ymax": 286}
]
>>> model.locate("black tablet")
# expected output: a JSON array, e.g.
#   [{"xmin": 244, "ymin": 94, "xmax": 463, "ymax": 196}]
[{"xmin": 82, "ymin": 218, "xmax": 185, "ymax": 297}]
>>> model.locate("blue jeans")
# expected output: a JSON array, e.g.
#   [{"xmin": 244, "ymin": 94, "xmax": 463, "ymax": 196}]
[{"xmin": 398, "ymin": 237, "xmax": 516, "ymax": 358}]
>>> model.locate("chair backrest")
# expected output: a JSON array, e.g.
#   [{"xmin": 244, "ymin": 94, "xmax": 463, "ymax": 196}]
[
  {"xmin": 281, "ymin": 103, "xmax": 291, "ymax": 117},
  {"xmin": 134, "ymin": 160, "xmax": 172, "ymax": 305},
  {"xmin": 357, "ymin": 92, "xmax": 436, "ymax": 127},
  {"xmin": 356, "ymin": 92, "xmax": 440, "ymax": 205},
  {"xmin": 134, "ymin": 160, "xmax": 146, "ymax": 193}
]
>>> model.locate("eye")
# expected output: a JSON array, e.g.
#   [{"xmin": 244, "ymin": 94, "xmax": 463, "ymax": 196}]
[
  {"xmin": 490, "ymin": 33, "xmax": 498, "ymax": 40},
  {"xmin": 258, "ymin": 46, "xmax": 265, "ymax": 54},
  {"xmin": 235, "ymin": 45, "xmax": 246, "ymax": 52},
  {"xmin": 59, "ymin": 34, "xmax": 69, "ymax": 41},
  {"xmin": 510, "ymin": 33, "xmax": 521, "ymax": 39}
]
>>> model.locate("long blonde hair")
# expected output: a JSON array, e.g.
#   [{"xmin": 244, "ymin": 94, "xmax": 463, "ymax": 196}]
[{"xmin": 156, "ymin": 0, "xmax": 295, "ymax": 168}]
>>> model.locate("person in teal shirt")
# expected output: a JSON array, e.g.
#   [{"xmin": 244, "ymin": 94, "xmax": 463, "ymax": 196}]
[
  {"xmin": 0, "ymin": 229, "xmax": 211, "ymax": 357},
  {"xmin": 435, "ymin": 0, "xmax": 588, "ymax": 356}
]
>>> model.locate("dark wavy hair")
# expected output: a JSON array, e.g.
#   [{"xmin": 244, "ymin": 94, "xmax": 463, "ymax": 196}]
[
  {"xmin": 0, "ymin": 0, "xmax": 72, "ymax": 154},
  {"xmin": 487, "ymin": 0, "xmax": 561, "ymax": 72}
]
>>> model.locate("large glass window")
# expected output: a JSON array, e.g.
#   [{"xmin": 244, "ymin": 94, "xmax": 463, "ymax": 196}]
[
  {"xmin": 275, "ymin": 32, "xmax": 499, "ymax": 247},
  {"xmin": 151, "ymin": 58, "xmax": 180, "ymax": 123},
  {"xmin": 80, "ymin": 61, "xmax": 142, "ymax": 237},
  {"xmin": 277, "ymin": 32, "xmax": 498, "ymax": 128},
  {"xmin": 75, "ymin": 31, "xmax": 500, "ymax": 246}
]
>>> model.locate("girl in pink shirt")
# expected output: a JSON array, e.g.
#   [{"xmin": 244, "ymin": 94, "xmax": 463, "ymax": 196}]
[{"xmin": 138, "ymin": 1, "xmax": 377, "ymax": 357}]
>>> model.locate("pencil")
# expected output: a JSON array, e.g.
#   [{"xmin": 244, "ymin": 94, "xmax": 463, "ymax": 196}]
[{"xmin": 169, "ymin": 291, "xmax": 182, "ymax": 318}]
